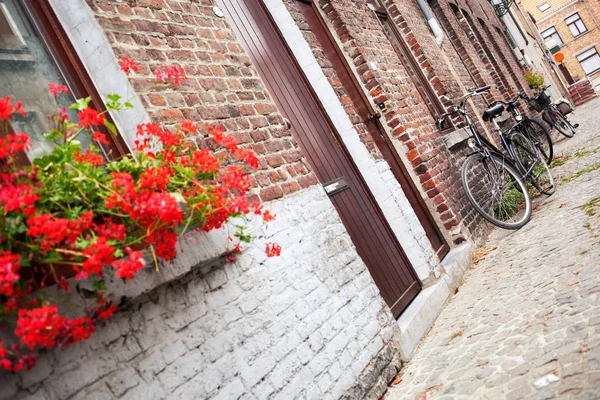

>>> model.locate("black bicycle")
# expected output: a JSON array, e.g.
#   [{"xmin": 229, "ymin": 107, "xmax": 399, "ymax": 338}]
[
  {"xmin": 494, "ymin": 93, "xmax": 553, "ymax": 165},
  {"xmin": 525, "ymin": 85, "xmax": 578, "ymax": 138},
  {"xmin": 437, "ymin": 86, "xmax": 554, "ymax": 229}
]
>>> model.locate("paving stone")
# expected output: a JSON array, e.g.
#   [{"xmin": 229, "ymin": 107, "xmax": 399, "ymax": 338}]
[{"xmin": 385, "ymin": 99, "xmax": 600, "ymax": 399}]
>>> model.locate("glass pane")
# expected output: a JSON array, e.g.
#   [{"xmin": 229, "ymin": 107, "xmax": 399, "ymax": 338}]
[
  {"xmin": 565, "ymin": 14, "xmax": 579, "ymax": 24},
  {"xmin": 578, "ymin": 48, "xmax": 597, "ymax": 60},
  {"xmin": 576, "ymin": 20, "xmax": 586, "ymax": 33},
  {"xmin": 581, "ymin": 54, "xmax": 600, "ymax": 74},
  {"xmin": 569, "ymin": 23, "xmax": 579, "ymax": 36},
  {"xmin": 0, "ymin": 0, "xmax": 89, "ymax": 161}
]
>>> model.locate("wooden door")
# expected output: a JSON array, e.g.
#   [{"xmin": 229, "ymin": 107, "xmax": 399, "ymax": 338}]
[
  {"xmin": 220, "ymin": 0, "xmax": 421, "ymax": 316},
  {"xmin": 298, "ymin": 0, "xmax": 450, "ymax": 260}
]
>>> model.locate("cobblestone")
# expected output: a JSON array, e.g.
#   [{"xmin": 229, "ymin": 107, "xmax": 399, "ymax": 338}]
[{"xmin": 385, "ymin": 98, "xmax": 600, "ymax": 400}]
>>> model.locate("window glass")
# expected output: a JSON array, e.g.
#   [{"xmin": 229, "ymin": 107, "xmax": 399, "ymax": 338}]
[
  {"xmin": 577, "ymin": 48, "xmax": 600, "ymax": 74},
  {"xmin": 541, "ymin": 26, "xmax": 563, "ymax": 46},
  {"xmin": 0, "ymin": 0, "xmax": 88, "ymax": 161},
  {"xmin": 538, "ymin": 3, "xmax": 550, "ymax": 12},
  {"xmin": 565, "ymin": 13, "xmax": 587, "ymax": 37}
]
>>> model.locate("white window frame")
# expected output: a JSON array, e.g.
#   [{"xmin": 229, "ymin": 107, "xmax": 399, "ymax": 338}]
[
  {"xmin": 565, "ymin": 12, "xmax": 587, "ymax": 37},
  {"xmin": 577, "ymin": 47, "xmax": 600, "ymax": 75},
  {"xmin": 541, "ymin": 26, "xmax": 563, "ymax": 46}
]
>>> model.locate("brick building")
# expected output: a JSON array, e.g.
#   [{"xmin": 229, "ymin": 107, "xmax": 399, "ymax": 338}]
[
  {"xmin": 519, "ymin": 0, "xmax": 600, "ymax": 88},
  {"xmin": 0, "ymin": 0, "xmax": 532, "ymax": 399}
]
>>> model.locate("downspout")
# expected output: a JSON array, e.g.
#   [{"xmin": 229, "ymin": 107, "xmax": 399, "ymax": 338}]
[{"xmin": 416, "ymin": 0, "xmax": 444, "ymax": 45}]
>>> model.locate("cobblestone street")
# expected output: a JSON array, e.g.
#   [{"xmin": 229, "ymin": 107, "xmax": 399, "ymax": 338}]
[{"xmin": 385, "ymin": 98, "xmax": 600, "ymax": 400}]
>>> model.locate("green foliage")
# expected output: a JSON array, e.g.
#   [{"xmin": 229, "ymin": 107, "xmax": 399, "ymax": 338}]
[
  {"xmin": 524, "ymin": 71, "xmax": 545, "ymax": 90},
  {"xmin": 494, "ymin": 187, "xmax": 525, "ymax": 220}
]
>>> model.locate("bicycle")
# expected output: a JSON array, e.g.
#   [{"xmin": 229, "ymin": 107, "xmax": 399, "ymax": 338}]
[
  {"xmin": 436, "ymin": 86, "xmax": 554, "ymax": 229},
  {"xmin": 493, "ymin": 93, "xmax": 553, "ymax": 165},
  {"xmin": 524, "ymin": 85, "xmax": 578, "ymax": 138}
]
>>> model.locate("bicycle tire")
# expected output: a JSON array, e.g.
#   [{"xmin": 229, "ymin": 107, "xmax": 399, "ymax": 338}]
[
  {"xmin": 523, "ymin": 118, "xmax": 553, "ymax": 165},
  {"xmin": 461, "ymin": 153, "xmax": 532, "ymax": 229},
  {"xmin": 510, "ymin": 131, "xmax": 555, "ymax": 196},
  {"xmin": 550, "ymin": 109, "xmax": 575, "ymax": 138}
]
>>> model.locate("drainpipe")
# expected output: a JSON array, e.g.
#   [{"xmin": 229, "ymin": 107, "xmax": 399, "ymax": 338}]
[{"xmin": 416, "ymin": 0, "xmax": 445, "ymax": 45}]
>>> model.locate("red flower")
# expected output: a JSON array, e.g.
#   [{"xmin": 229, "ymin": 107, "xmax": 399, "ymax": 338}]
[
  {"xmin": 67, "ymin": 318, "xmax": 95, "ymax": 344},
  {"xmin": 139, "ymin": 166, "xmax": 173, "ymax": 191},
  {"xmin": 262, "ymin": 210, "xmax": 275, "ymax": 223},
  {"xmin": 0, "ymin": 96, "xmax": 26, "ymax": 120},
  {"xmin": 210, "ymin": 125, "xmax": 225, "ymax": 143},
  {"xmin": 191, "ymin": 148, "xmax": 220, "ymax": 173},
  {"xmin": 77, "ymin": 107, "xmax": 105, "ymax": 128},
  {"xmin": 222, "ymin": 135, "xmax": 239, "ymax": 154},
  {"xmin": 96, "ymin": 304, "xmax": 117, "ymax": 320},
  {"xmin": 27, "ymin": 212, "xmax": 93, "ymax": 250},
  {"xmin": 233, "ymin": 243, "xmax": 242, "ymax": 253},
  {"xmin": 155, "ymin": 64, "xmax": 187, "ymax": 84},
  {"xmin": 93, "ymin": 220, "xmax": 127, "ymax": 242},
  {"xmin": 236, "ymin": 149, "xmax": 259, "ymax": 168},
  {"xmin": 112, "ymin": 251, "xmax": 144, "ymax": 279},
  {"xmin": 0, "ymin": 184, "xmax": 39, "ymax": 214},
  {"xmin": 265, "ymin": 242, "xmax": 281, "ymax": 258},
  {"xmin": 15, "ymin": 305, "xmax": 65, "ymax": 351},
  {"xmin": 74, "ymin": 150, "xmax": 104, "ymax": 166},
  {"xmin": 105, "ymin": 172, "xmax": 135, "ymax": 212},
  {"xmin": 48, "ymin": 83, "xmax": 69, "ymax": 96},
  {"xmin": 0, "ymin": 133, "xmax": 30, "ymax": 158},
  {"xmin": 180, "ymin": 120, "xmax": 197, "ymax": 134},
  {"xmin": 77, "ymin": 237, "xmax": 116, "ymax": 279},
  {"xmin": 0, "ymin": 251, "xmax": 20, "ymax": 296},
  {"xmin": 118, "ymin": 57, "xmax": 138, "ymax": 74},
  {"xmin": 92, "ymin": 131, "xmax": 110, "ymax": 145},
  {"xmin": 225, "ymin": 254, "xmax": 237, "ymax": 263}
]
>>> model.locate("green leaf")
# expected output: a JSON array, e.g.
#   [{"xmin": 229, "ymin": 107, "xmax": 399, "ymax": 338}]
[
  {"xmin": 104, "ymin": 120, "xmax": 117, "ymax": 135},
  {"xmin": 69, "ymin": 97, "xmax": 92, "ymax": 111},
  {"xmin": 124, "ymin": 102, "xmax": 134, "ymax": 109}
]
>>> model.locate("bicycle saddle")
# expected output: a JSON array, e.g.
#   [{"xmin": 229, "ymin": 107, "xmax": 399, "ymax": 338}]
[{"xmin": 482, "ymin": 103, "xmax": 505, "ymax": 122}]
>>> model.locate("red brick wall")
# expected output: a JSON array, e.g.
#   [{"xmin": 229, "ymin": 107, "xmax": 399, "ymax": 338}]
[{"xmin": 87, "ymin": 0, "xmax": 318, "ymax": 202}]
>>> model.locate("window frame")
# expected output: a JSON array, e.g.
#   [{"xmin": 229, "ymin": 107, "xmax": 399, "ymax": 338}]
[
  {"xmin": 2, "ymin": 0, "xmax": 129, "ymax": 162},
  {"xmin": 540, "ymin": 26, "xmax": 563, "ymax": 47},
  {"xmin": 564, "ymin": 12, "xmax": 587, "ymax": 38},
  {"xmin": 577, "ymin": 46, "xmax": 600, "ymax": 75}
]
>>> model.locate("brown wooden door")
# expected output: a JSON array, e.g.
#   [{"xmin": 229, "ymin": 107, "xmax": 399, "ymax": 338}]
[
  {"xmin": 298, "ymin": 0, "xmax": 450, "ymax": 260},
  {"xmin": 220, "ymin": 0, "xmax": 420, "ymax": 316}
]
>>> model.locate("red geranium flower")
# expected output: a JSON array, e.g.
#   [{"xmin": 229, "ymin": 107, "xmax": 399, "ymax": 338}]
[
  {"xmin": 118, "ymin": 57, "xmax": 138, "ymax": 74},
  {"xmin": 265, "ymin": 242, "xmax": 282, "ymax": 258},
  {"xmin": 48, "ymin": 83, "xmax": 69, "ymax": 96},
  {"xmin": 77, "ymin": 107, "xmax": 105, "ymax": 128}
]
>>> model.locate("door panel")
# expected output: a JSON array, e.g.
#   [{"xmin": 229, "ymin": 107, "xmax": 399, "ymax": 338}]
[
  {"xmin": 297, "ymin": 0, "xmax": 450, "ymax": 260},
  {"xmin": 221, "ymin": 0, "xmax": 420, "ymax": 316}
]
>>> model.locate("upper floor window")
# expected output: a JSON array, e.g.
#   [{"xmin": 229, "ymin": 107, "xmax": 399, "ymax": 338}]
[
  {"xmin": 565, "ymin": 13, "xmax": 587, "ymax": 37},
  {"xmin": 541, "ymin": 26, "xmax": 563, "ymax": 46},
  {"xmin": 577, "ymin": 47, "xmax": 600, "ymax": 75},
  {"xmin": 538, "ymin": 3, "xmax": 551, "ymax": 12}
]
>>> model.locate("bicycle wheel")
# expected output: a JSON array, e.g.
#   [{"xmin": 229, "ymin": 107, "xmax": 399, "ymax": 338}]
[
  {"xmin": 461, "ymin": 153, "xmax": 532, "ymax": 229},
  {"xmin": 523, "ymin": 118, "xmax": 553, "ymax": 164},
  {"xmin": 550, "ymin": 109, "xmax": 575, "ymax": 138},
  {"xmin": 510, "ymin": 131, "xmax": 555, "ymax": 196}
]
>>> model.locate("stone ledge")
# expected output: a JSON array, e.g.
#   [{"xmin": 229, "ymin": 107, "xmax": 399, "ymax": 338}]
[
  {"xmin": 396, "ymin": 242, "xmax": 474, "ymax": 361},
  {"xmin": 442, "ymin": 127, "xmax": 471, "ymax": 150}
]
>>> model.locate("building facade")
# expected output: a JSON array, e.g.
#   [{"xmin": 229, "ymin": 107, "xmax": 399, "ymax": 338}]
[
  {"xmin": 519, "ymin": 0, "xmax": 600, "ymax": 88},
  {"xmin": 0, "ymin": 0, "xmax": 533, "ymax": 398}
]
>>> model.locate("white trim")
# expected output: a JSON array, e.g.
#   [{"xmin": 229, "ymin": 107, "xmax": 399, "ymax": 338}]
[
  {"xmin": 48, "ymin": 0, "xmax": 148, "ymax": 152},
  {"xmin": 260, "ymin": 0, "xmax": 438, "ymax": 281},
  {"xmin": 0, "ymin": 2, "xmax": 27, "ymax": 47}
]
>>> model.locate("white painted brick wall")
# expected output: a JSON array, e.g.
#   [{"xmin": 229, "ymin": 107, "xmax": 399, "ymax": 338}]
[{"xmin": 1, "ymin": 187, "xmax": 402, "ymax": 400}]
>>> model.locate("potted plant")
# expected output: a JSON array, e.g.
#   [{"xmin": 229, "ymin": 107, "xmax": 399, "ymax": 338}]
[{"xmin": 0, "ymin": 58, "xmax": 280, "ymax": 372}]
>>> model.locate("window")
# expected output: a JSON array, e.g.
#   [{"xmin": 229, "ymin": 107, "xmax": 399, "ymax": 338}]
[
  {"xmin": 541, "ymin": 26, "xmax": 563, "ymax": 46},
  {"xmin": 0, "ymin": 0, "xmax": 126, "ymax": 163},
  {"xmin": 565, "ymin": 13, "xmax": 587, "ymax": 37},
  {"xmin": 577, "ymin": 47, "xmax": 600, "ymax": 75},
  {"xmin": 538, "ymin": 3, "xmax": 551, "ymax": 12}
]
